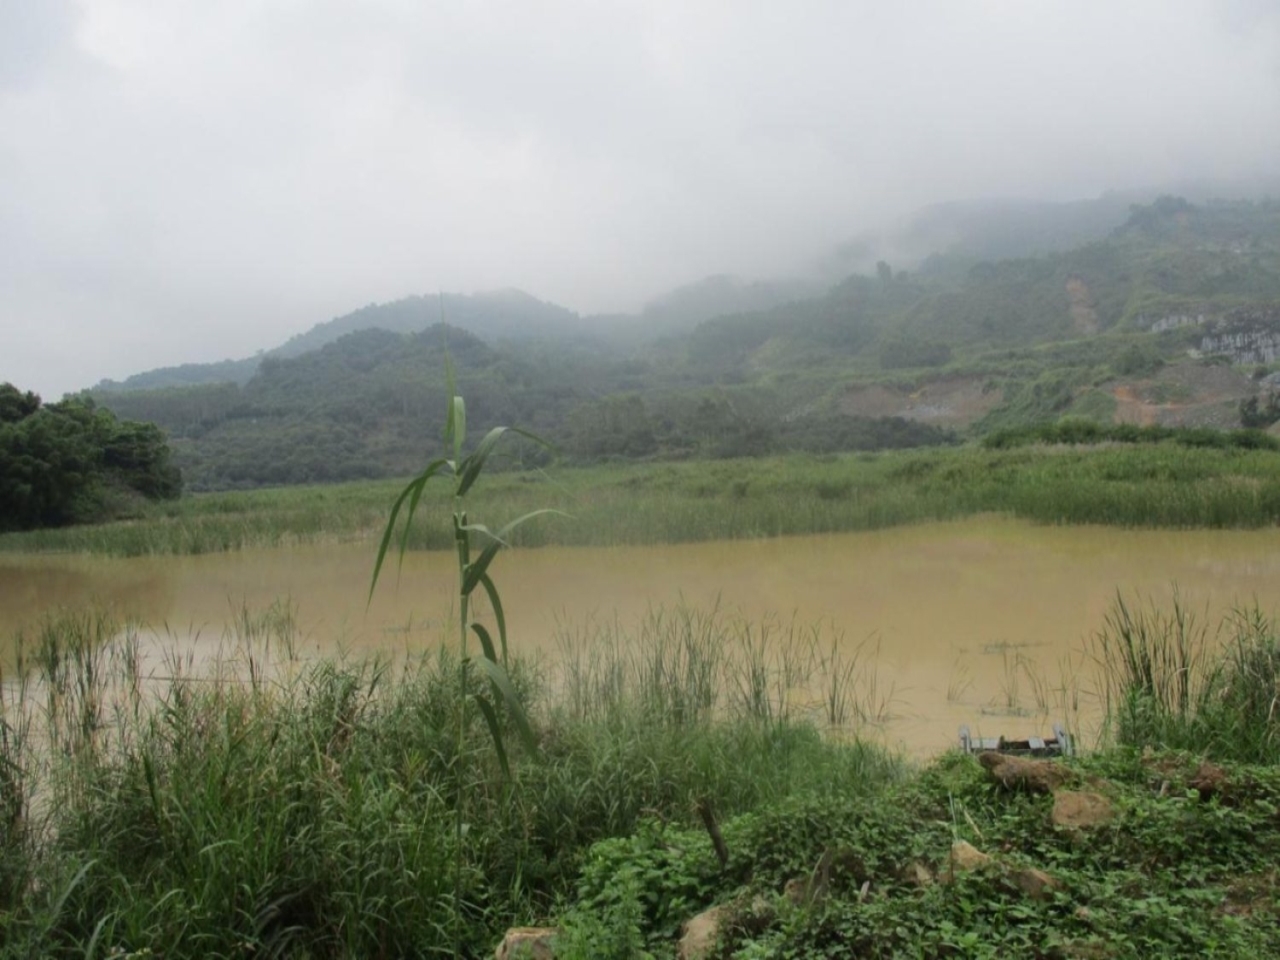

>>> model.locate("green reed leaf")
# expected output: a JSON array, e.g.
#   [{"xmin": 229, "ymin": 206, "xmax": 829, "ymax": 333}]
[
  {"xmin": 476, "ymin": 572, "xmax": 508, "ymax": 664},
  {"xmin": 471, "ymin": 622, "xmax": 498, "ymax": 664},
  {"xmin": 471, "ymin": 693, "xmax": 510, "ymax": 781},
  {"xmin": 473, "ymin": 657, "xmax": 537, "ymax": 756},
  {"xmin": 368, "ymin": 460, "xmax": 450, "ymax": 605}
]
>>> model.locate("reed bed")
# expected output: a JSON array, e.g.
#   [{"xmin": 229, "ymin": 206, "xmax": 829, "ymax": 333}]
[
  {"xmin": 553, "ymin": 603, "xmax": 892, "ymax": 732},
  {"xmin": 0, "ymin": 603, "xmax": 900, "ymax": 959},
  {"xmin": 1092, "ymin": 593, "xmax": 1280, "ymax": 762},
  {"xmin": 4, "ymin": 443, "xmax": 1280, "ymax": 557}
]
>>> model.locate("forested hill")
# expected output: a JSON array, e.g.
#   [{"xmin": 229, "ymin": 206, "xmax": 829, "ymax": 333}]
[
  {"xmin": 92, "ymin": 289, "xmax": 592, "ymax": 393},
  {"xmin": 94, "ymin": 278, "xmax": 826, "ymax": 394},
  {"xmin": 271, "ymin": 289, "xmax": 590, "ymax": 358},
  {"xmin": 95, "ymin": 320, "xmax": 956, "ymax": 490},
  {"xmin": 93, "ymin": 196, "xmax": 1280, "ymax": 490},
  {"xmin": 687, "ymin": 196, "xmax": 1280, "ymax": 366}
]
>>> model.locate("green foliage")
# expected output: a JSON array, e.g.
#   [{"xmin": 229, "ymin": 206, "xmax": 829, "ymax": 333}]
[
  {"xmin": 0, "ymin": 386, "xmax": 181, "ymax": 532},
  {"xmin": 566, "ymin": 394, "xmax": 658, "ymax": 458},
  {"xmin": 877, "ymin": 334, "xmax": 953, "ymax": 370},
  {"xmin": 1112, "ymin": 342, "xmax": 1165, "ymax": 377},
  {"xmin": 572, "ymin": 822, "xmax": 718, "ymax": 944},
  {"xmin": 0, "ymin": 384, "xmax": 40, "ymax": 424},
  {"xmin": 976, "ymin": 369, "xmax": 1080, "ymax": 430},
  {"xmin": 555, "ymin": 749, "xmax": 1280, "ymax": 958},
  {"xmin": 82, "ymin": 195, "xmax": 1280, "ymax": 490},
  {"xmin": 12, "ymin": 594, "xmax": 1280, "ymax": 954},
  {"xmin": 1096, "ymin": 596, "xmax": 1280, "ymax": 764},
  {"xmin": 556, "ymin": 866, "xmax": 655, "ymax": 960},
  {"xmin": 369, "ymin": 356, "xmax": 559, "ymax": 954},
  {"xmin": 1239, "ymin": 392, "xmax": 1280, "ymax": 429},
  {"xmin": 1124, "ymin": 194, "xmax": 1197, "ymax": 236},
  {"xmin": 984, "ymin": 420, "xmax": 1280, "ymax": 452},
  {"xmin": 9, "ymin": 441, "xmax": 1280, "ymax": 555},
  {"xmin": 1066, "ymin": 388, "xmax": 1118, "ymax": 421},
  {"xmin": 781, "ymin": 414, "xmax": 957, "ymax": 455}
]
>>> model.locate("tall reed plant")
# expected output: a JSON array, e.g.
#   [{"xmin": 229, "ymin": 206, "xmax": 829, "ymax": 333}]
[
  {"xmin": 369, "ymin": 355, "xmax": 557, "ymax": 957},
  {"xmin": 1093, "ymin": 592, "xmax": 1280, "ymax": 762}
]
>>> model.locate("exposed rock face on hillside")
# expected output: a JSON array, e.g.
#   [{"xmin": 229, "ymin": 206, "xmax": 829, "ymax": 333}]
[
  {"xmin": 1197, "ymin": 304, "xmax": 1280, "ymax": 364},
  {"xmin": 1146, "ymin": 304, "xmax": 1280, "ymax": 363},
  {"xmin": 1145, "ymin": 312, "xmax": 1208, "ymax": 334},
  {"xmin": 1200, "ymin": 329, "xmax": 1280, "ymax": 365},
  {"xmin": 1143, "ymin": 305, "xmax": 1280, "ymax": 366}
]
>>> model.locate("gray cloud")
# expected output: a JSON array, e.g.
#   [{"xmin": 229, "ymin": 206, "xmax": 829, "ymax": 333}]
[{"xmin": 3, "ymin": 0, "xmax": 1279, "ymax": 396}]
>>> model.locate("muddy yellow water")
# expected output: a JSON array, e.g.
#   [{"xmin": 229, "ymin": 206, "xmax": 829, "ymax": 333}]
[{"xmin": 4, "ymin": 516, "xmax": 1279, "ymax": 755}]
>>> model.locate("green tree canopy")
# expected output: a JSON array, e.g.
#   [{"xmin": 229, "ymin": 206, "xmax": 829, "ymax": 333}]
[{"xmin": 0, "ymin": 385, "xmax": 182, "ymax": 532}]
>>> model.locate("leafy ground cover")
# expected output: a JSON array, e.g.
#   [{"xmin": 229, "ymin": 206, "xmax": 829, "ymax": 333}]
[{"xmin": 550, "ymin": 750, "xmax": 1280, "ymax": 959}]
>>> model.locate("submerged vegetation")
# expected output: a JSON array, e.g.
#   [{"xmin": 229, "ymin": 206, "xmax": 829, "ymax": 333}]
[{"xmin": 3, "ymin": 440, "xmax": 1280, "ymax": 556}]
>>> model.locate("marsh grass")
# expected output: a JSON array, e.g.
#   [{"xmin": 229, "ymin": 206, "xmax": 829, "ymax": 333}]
[
  {"xmin": 555, "ymin": 603, "xmax": 895, "ymax": 734},
  {"xmin": 1093, "ymin": 592, "xmax": 1280, "ymax": 762},
  {"xmin": 0, "ymin": 603, "xmax": 902, "ymax": 958},
  {"xmin": 946, "ymin": 651, "xmax": 973, "ymax": 703},
  {"xmin": 6, "ymin": 443, "xmax": 1280, "ymax": 557},
  {"xmin": 989, "ymin": 650, "xmax": 1053, "ymax": 718}
]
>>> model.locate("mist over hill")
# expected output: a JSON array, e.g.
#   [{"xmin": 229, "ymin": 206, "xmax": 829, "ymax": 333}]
[
  {"xmin": 92, "ymin": 275, "xmax": 821, "ymax": 393},
  {"xmin": 826, "ymin": 177, "xmax": 1280, "ymax": 278},
  {"xmin": 89, "ymin": 192, "xmax": 1280, "ymax": 490},
  {"xmin": 93, "ymin": 290, "xmax": 591, "ymax": 393},
  {"xmin": 94, "ymin": 183, "xmax": 1280, "ymax": 396}
]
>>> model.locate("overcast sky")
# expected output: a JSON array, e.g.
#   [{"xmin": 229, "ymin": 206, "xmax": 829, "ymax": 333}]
[{"xmin": 3, "ymin": 0, "xmax": 1279, "ymax": 397}]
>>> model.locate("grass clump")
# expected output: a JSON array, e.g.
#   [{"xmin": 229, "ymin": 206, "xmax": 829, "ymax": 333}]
[
  {"xmin": 11, "ymin": 597, "xmax": 1280, "ymax": 956},
  {"xmin": 1095, "ymin": 594, "xmax": 1280, "ymax": 764},
  {"xmin": 530, "ymin": 596, "xmax": 1280, "ymax": 958}
]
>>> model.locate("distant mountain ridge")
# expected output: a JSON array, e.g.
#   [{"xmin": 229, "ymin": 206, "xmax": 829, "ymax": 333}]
[
  {"xmin": 272, "ymin": 289, "xmax": 588, "ymax": 358},
  {"xmin": 93, "ymin": 289, "xmax": 589, "ymax": 393},
  {"xmin": 94, "ymin": 356, "xmax": 263, "ymax": 393},
  {"xmin": 633, "ymin": 275, "xmax": 823, "ymax": 338},
  {"xmin": 92, "ymin": 279, "xmax": 811, "ymax": 393},
  {"xmin": 93, "ymin": 182, "xmax": 1280, "ymax": 396}
]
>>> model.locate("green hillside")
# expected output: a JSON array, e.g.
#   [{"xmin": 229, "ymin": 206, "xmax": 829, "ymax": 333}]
[{"xmin": 92, "ymin": 196, "xmax": 1280, "ymax": 490}]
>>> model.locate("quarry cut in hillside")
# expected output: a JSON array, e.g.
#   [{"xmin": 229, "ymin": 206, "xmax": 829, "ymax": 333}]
[
  {"xmin": 839, "ymin": 377, "xmax": 1009, "ymax": 427},
  {"xmin": 1105, "ymin": 362, "xmax": 1258, "ymax": 429}
]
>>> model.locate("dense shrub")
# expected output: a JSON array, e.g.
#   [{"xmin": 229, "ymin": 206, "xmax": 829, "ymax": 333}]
[{"xmin": 0, "ymin": 384, "xmax": 181, "ymax": 531}]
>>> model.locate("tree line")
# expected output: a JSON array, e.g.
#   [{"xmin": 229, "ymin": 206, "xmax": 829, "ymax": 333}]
[{"xmin": 0, "ymin": 383, "xmax": 182, "ymax": 531}]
